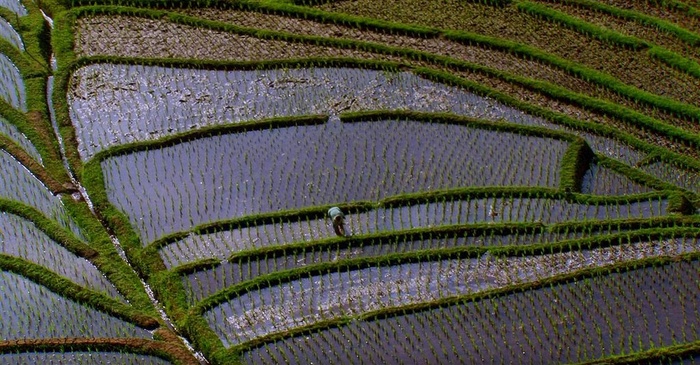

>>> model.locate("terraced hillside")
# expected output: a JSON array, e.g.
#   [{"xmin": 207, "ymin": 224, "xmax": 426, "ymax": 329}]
[{"xmin": 0, "ymin": 0, "xmax": 699, "ymax": 363}]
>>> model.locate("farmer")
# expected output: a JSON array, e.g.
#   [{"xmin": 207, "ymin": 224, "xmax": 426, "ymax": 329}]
[{"xmin": 328, "ymin": 206, "xmax": 346, "ymax": 237}]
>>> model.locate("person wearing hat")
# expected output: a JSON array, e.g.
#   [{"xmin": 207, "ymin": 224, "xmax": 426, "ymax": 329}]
[{"xmin": 328, "ymin": 206, "xmax": 346, "ymax": 237}]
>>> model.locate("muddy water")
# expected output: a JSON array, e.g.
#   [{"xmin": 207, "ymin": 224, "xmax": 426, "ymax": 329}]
[
  {"xmin": 204, "ymin": 237, "xmax": 700, "ymax": 348},
  {"xmin": 241, "ymin": 259, "xmax": 700, "ymax": 364},
  {"xmin": 161, "ymin": 196, "xmax": 668, "ymax": 268},
  {"xmin": 104, "ymin": 119, "xmax": 568, "ymax": 245},
  {"xmin": 0, "ymin": 271, "xmax": 153, "ymax": 340}
]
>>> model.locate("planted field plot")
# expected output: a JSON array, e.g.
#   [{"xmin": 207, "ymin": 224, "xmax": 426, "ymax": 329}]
[
  {"xmin": 0, "ymin": 17, "xmax": 23, "ymax": 51},
  {"xmin": 581, "ymin": 163, "xmax": 653, "ymax": 195},
  {"xmin": 0, "ymin": 0, "xmax": 25, "ymax": 16},
  {"xmin": 240, "ymin": 259, "xmax": 700, "ymax": 364},
  {"xmin": 0, "ymin": 115, "xmax": 42, "ymax": 163},
  {"xmin": 160, "ymin": 195, "xmax": 670, "ymax": 268},
  {"xmin": 101, "ymin": 119, "xmax": 568, "ymax": 244},
  {"xmin": 0, "ymin": 53, "xmax": 24, "ymax": 112},
  {"xmin": 0, "ymin": 149, "xmax": 84, "ymax": 239},
  {"xmin": 205, "ymin": 243, "xmax": 700, "ymax": 349},
  {"xmin": 0, "ymin": 211, "xmax": 123, "ymax": 300},
  {"xmin": 2, "ymin": 0, "xmax": 699, "ymax": 363},
  {"xmin": 71, "ymin": 65, "xmax": 562, "ymax": 160},
  {"xmin": 0, "ymin": 352, "xmax": 173, "ymax": 365},
  {"xmin": 0, "ymin": 271, "xmax": 151, "ymax": 340},
  {"xmin": 185, "ymin": 236, "xmax": 700, "ymax": 306}
]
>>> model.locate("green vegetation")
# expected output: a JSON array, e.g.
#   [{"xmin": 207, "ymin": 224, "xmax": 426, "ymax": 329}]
[{"xmin": 0, "ymin": 0, "xmax": 698, "ymax": 363}]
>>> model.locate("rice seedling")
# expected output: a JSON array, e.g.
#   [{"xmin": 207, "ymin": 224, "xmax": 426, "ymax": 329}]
[
  {"xmin": 0, "ymin": 0, "xmax": 26, "ymax": 16},
  {"xmin": 0, "ymin": 271, "xmax": 152, "ymax": 340},
  {"xmin": 0, "ymin": 54, "xmax": 25, "ymax": 112},
  {"xmin": 0, "ymin": 211, "xmax": 123, "ymax": 300},
  {"xmin": 0, "ymin": 149, "xmax": 85, "ymax": 239},
  {"xmin": 239, "ymin": 259, "xmax": 699, "ymax": 364},
  {"xmin": 0, "ymin": 351, "xmax": 174, "ymax": 365},
  {"xmin": 0, "ymin": 17, "xmax": 23, "ymax": 51},
  {"xmin": 101, "ymin": 119, "xmax": 569, "ymax": 245},
  {"xmin": 202, "ymin": 237, "xmax": 699, "ymax": 347},
  {"xmin": 0, "ymin": 115, "xmax": 42, "ymax": 163}
]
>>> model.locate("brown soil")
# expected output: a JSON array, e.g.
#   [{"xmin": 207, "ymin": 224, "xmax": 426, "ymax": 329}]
[
  {"xmin": 178, "ymin": 8, "xmax": 700, "ymax": 135},
  {"xmin": 74, "ymin": 15, "xmax": 404, "ymax": 63},
  {"xmin": 316, "ymin": 0, "xmax": 700, "ymax": 108},
  {"xmin": 72, "ymin": 14, "xmax": 699, "ymax": 159},
  {"xmin": 544, "ymin": 2, "xmax": 700, "ymax": 62},
  {"xmin": 591, "ymin": 0, "xmax": 700, "ymax": 34}
]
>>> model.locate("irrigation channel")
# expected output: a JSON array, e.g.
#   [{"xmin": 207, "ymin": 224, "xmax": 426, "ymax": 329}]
[{"xmin": 45, "ymin": 55, "xmax": 209, "ymax": 363}]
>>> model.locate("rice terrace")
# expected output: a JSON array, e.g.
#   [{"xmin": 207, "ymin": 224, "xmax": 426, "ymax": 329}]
[{"xmin": 1, "ymin": 0, "xmax": 700, "ymax": 363}]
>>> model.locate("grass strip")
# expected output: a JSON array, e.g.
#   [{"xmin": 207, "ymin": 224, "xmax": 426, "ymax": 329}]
[
  {"xmin": 62, "ymin": 197, "xmax": 161, "ymax": 314},
  {"xmin": 0, "ymin": 139, "xmax": 71, "ymax": 194},
  {"xmin": 0, "ymin": 254, "xmax": 159, "ymax": 329},
  {"xmin": 517, "ymin": 1, "xmax": 648, "ymax": 49},
  {"xmin": 649, "ymin": 47, "xmax": 700, "ymax": 79},
  {"xmin": 537, "ymin": 0, "xmax": 700, "ymax": 46},
  {"xmin": 0, "ymin": 197, "xmax": 96, "ymax": 258}
]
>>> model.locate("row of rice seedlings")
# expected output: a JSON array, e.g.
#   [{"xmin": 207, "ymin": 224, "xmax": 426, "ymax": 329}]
[
  {"xmin": 160, "ymin": 195, "xmax": 670, "ymax": 268},
  {"xmin": 70, "ymin": 64, "xmax": 552, "ymax": 158},
  {"xmin": 0, "ymin": 0, "xmax": 26, "ymax": 16},
  {"xmin": 74, "ymin": 13, "xmax": 400, "ymax": 63},
  {"xmin": 0, "ymin": 149, "xmax": 85, "ymax": 240},
  {"xmin": 179, "ymin": 6, "xmax": 595, "ymax": 90},
  {"xmin": 0, "ymin": 211, "xmax": 124, "ymax": 301},
  {"xmin": 567, "ymin": 0, "xmax": 700, "ymax": 35},
  {"xmin": 103, "ymin": 119, "xmax": 567, "ymax": 245},
  {"xmin": 0, "ymin": 271, "xmax": 153, "ymax": 340},
  {"xmin": 640, "ymin": 162, "xmax": 700, "ymax": 194},
  {"xmin": 0, "ymin": 115, "xmax": 42, "ymax": 163},
  {"xmin": 541, "ymin": 1, "xmax": 700, "ymax": 61},
  {"xmin": 0, "ymin": 53, "xmax": 25, "ymax": 112},
  {"xmin": 240, "ymin": 258, "xmax": 700, "ymax": 364},
  {"xmin": 572, "ymin": 130, "xmax": 646, "ymax": 166},
  {"xmin": 580, "ymin": 163, "xmax": 654, "ymax": 195},
  {"xmin": 0, "ymin": 17, "xmax": 23, "ymax": 51},
  {"xmin": 204, "ymin": 236, "xmax": 700, "ymax": 347},
  {"xmin": 0, "ymin": 352, "xmax": 173, "ymax": 365},
  {"xmin": 180, "ymin": 228, "xmax": 637, "ymax": 304}
]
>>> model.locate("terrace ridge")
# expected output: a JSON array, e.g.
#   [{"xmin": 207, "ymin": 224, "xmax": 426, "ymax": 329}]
[{"xmin": 1, "ymin": 0, "xmax": 699, "ymax": 363}]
